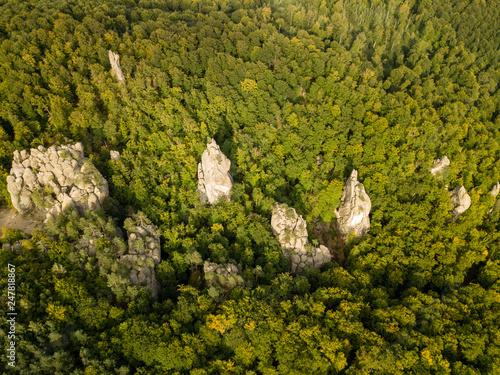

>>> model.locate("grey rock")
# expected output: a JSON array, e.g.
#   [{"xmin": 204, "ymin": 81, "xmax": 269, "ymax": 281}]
[
  {"xmin": 6, "ymin": 144, "xmax": 109, "ymax": 219},
  {"xmin": 110, "ymin": 150, "xmax": 121, "ymax": 161},
  {"xmin": 197, "ymin": 139, "xmax": 233, "ymax": 205},
  {"xmin": 431, "ymin": 156, "xmax": 450, "ymax": 176},
  {"xmin": 335, "ymin": 170, "xmax": 371, "ymax": 243},
  {"xmin": 108, "ymin": 50, "xmax": 125, "ymax": 83},
  {"xmin": 491, "ymin": 182, "xmax": 500, "ymax": 198},
  {"xmin": 120, "ymin": 212, "xmax": 162, "ymax": 298},
  {"xmin": 271, "ymin": 203, "xmax": 332, "ymax": 273},
  {"xmin": 450, "ymin": 186, "xmax": 471, "ymax": 222}
]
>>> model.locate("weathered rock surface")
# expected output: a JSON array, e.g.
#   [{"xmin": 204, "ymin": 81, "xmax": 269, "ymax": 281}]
[
  {"xmin": 120, "ymin": 212, "xmax": 161, "ymax": 298},
  {"xmin": 197, "ymin": 139, "xmax": 233, "ymax": 205},
  {"xmin": 108, "ymin": 50, "xmax": 125, "ymax": 83},
  {"xmin": 6, "ymin": 144, "xmax": 109, "ymax": 221},
  {"xmin": 271, "ymin": 203, "xmax": 332, "ymax": 273},
  {"xmin": 204, "ymin": 262, "xmax": 243, "ymax": 287},
  {"xmin": 110, "ymin": 150, "xmax": 121, "ymax": 161},
  {"xmin": 491, "ymin": 182, "xmax": 500, "ymax": 197},
  {"xmin": 335, "ymin": 170, "xmax": 371, "ymax": 243},
  {"xmin": 449, "ymin": 186, "xmax": 471, "ymax": 221},
  {"xmin": 431, "ymin": 156, "xmax": 450, "ymax": 176}
]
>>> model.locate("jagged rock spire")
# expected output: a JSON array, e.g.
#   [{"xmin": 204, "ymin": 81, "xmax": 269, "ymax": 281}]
[
  {"xmin": 335, "ymin": 170, "xmax": 371, "ymax": 243},
  {"xmin": 197, "ymin": 139, "xmax": 233, "ymax": 205}
]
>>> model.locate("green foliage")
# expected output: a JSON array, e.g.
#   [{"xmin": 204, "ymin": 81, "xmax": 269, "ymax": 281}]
[{"xmin": 1, "ymin": 0, "xmax": 500, "ymax": 373}]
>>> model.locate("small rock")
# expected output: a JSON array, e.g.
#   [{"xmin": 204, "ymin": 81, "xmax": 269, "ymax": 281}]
[
  {"xmin": 110, "ymin": 150, "xmax": 121, "ymax": 161},
  {"xmin": 491, "ymin": 182, "xmax": 500, "ymax": 198},
  {"xmin": 431, "ymin": 156, "xmax": 450, "ymax": 176}
]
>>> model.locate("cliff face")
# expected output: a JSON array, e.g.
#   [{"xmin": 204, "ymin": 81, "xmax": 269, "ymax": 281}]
[
  {"xmin": 197, "ymin": 139, "xmax": 233, "ymax": 205},
  {"xmin": 335, "ymin": 170, "xmax": 371, "ymax": 243},
  {"xmin": 271, "ymin": 203, "xmax": 332, "ymax": 273},
  {"xmin": 6, "ymin": 143, "xmax": 108, "ymax": 221}
]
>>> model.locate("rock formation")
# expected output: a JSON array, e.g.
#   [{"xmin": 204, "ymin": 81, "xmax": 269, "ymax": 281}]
[
  {"xmin": 110, "ymin": 150, "xmax": 121, "ymax": 161},
  {"xmin": 108, "ymin": 50, "xmax": 125, "ymax": 83},
  {"xmin": 431, "ymin": 156, "xmax": 450, "ymax": 176},
  {"xmin": 197, "ymin": 139, "xmax": 233, "ymax": 205},
  {"xmin": 449, "ymin": 186, "xmax": 471, "ymax": 222},
  {"xmin": 6, "ymin": 144, "xmax": 109, "ymax": 221},
  {"xmin": 271, "ymin": 203, "xmax": 332, "ymax": 273},
  {"xmin": 491, "ymin": 182, "xmax": 500, "ymax": 197},
  {"xmin": 121, "ymin": 212, "xmax": 161, "ymax": 298},
  {"xmin": 335, "ymin": 170, "xmax": 371, "ymax": 243},
  {"xmin": 204, "ymin": 262, "xmax": 243, "ymax": 286}
]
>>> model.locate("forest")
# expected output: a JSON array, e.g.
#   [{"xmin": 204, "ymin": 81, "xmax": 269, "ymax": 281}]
[{"xmin": 0, "ymin": 0, "xmax": 500, "ymax": 373}]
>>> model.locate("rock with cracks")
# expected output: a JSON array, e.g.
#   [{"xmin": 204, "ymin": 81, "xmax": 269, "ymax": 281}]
[
  {"xmin": 120, "ymin": 212, "xmax": 161, "ymax": 298},
  {"xmin": 449, "ymin": 186, "xmax": 471, "ymax": 222},
  {"xmin": 197, "ymin": 139, "xmax": 233, "ymax": 205},
  {"xmin": 108, "ymin": 50, "xmax": 125, "ymax": 83},
  {"xmin": 335, "ymin": 170, "xmax": 371, "ymax": 243},
  {"xmin": 6, "ymin": 143, "xmax": 109, "ymax": 221},
  {"xmin": 271, "ymin": 203, "xmax": 332, "ymax": 273}
]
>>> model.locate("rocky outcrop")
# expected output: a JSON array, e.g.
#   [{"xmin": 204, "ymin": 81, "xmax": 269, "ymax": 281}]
[
  {"xmin": 431, "ymin": 156, "xmax": 450, "ymax": 176},
  {"xmin": 197, "ymin": 139, "xmax": 233, "ymax": 205},
  {"xmin": 335, "ymin": 170, "xmax": 371, "ymax": 243},
  {"xmin": 108, "ymin": 50, "xmax": 125, "ymax": 83},
  {"xmin": 271, "ymin": 203, "xmax": 332, "ymax": 273},
  {"xmin": 491, "ymin": 182, "xmax": 500, "ymax": 197},
  {"xmin": 449, "ymin": 186, "xmax": 471, "ymax": 222},
  {"xmin": 121, "ymin": 212, "xmax": 161, "ymax": 298},
  {"xmin": 110, "ymin": 150, "xmax": 121, "ymax": 161},
  {"xmin": 6, "ymin": 144, "xmax": 109, "ymax": 221}
]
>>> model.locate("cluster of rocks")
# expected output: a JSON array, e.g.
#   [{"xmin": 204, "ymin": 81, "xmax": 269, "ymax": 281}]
[
  {"xmin": 198, "ymin": 139, "xmax": 234, "ymax": 205},
  {"xmin": 430, "ymin": 155, "xmax": 473, "ymax": 221},
  {"xmin": 2, "ymin": 241, "xmax": 23, "ymax": 254},
  {"xmin": 271, "ymin": 203, "xmax": 332, "ymax": 273},
  {"xmin": 109, "ymin": 50, "xmax": 125, "ymax": 83},
  {"xmin": 6, "ymin": 143, "xmax": 108, "ymax": 221},
  {"xmin": 120, "ymin": 213, "xmax": 161, "ymax": 298},
  {"xmin": 335, "ymin": 170, "xmax": 372, "ymax": 243}
]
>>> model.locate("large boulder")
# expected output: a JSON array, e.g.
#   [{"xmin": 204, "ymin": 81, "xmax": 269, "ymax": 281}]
[
  {"xmin": 108, "ymin": 50, "xmax": 125, "ymax": 83},
  {"xmin": 271, "ymin": 203, "xmax": 332, "ymax": 273},
  {"xmin": 335, "ymin": 170, "xmax": 371, "ymax": 243},
  {"xmin": 431, "ymin": 156, "xmax": 450, "ymax": 176},
  {"xmin": 197, "ymin": 139, "xmax": 233, "ymax": 205},
  {"xmin": 6, "ymin": 143, "xmax": 109, "ymax": 221},
  {"xmin": 450, "ymin": 186, "xmax": 471, "ymax": 222}
]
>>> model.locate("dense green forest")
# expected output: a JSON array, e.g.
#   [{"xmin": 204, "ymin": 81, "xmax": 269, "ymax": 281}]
[{"xmin": 1, "ymin": 0, "xmax": 500, "ymax": 373}]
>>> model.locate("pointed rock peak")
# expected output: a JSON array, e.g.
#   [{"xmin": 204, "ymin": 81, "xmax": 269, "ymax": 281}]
[
  {"xmin": 271, "ymin": 203, "xmax": 332, "ymax": 273},
  {"xmin": 431, "ymin": 155, "xmax": 450, "ymax": 176},
  {"xmin": 108, "ymin": 50, "xmax": 125, "ymax": 83},
  {"xmin": 335, "ymin": 169, "xmax": 371, "ymax": 243},
  {"xmin": 449, "ymin": 185, "xmax": 471, "ymax": 222},
  {"xmin": 197, "ymin": 139, "xmax": 233, "ymax": 205}
]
